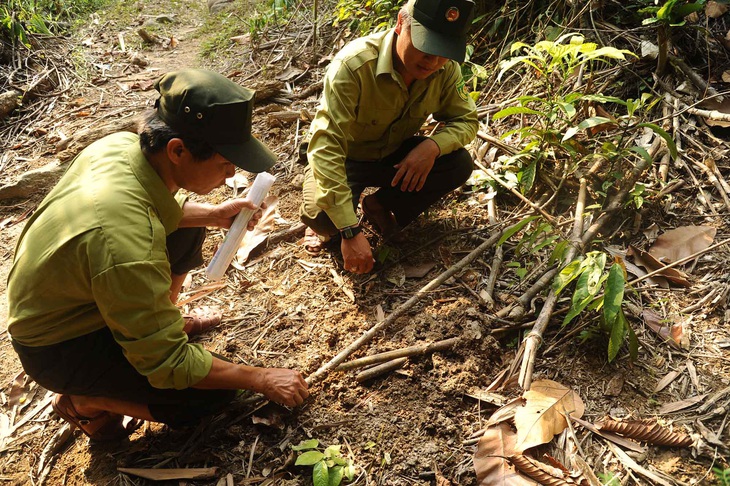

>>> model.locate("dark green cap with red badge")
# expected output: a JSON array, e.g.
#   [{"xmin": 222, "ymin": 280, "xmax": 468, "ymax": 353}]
[
  {"xmin": 406, "ymin": 0, "xmax": 475, "ymax": 62},
  {"xmin": 154, "ymin": 68, "xmax": 276, "ymax": 173}
]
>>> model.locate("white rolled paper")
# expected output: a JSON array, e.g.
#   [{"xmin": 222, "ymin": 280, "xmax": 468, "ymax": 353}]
[{"xmin": 205, "ymin": 171, "xmax": 276, "ymax": 280}]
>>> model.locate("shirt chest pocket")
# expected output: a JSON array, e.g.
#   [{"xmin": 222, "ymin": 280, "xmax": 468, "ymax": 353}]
[
  {"xmin": 352, "ymin": 106, "xmax": 399, "ymax": 142},
  {"xmin": 404, "ymin": 101, "xmax": 432, "ymax": 135}
]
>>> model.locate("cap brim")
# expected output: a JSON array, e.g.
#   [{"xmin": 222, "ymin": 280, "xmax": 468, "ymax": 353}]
[
  {"xmin": 410, "ymin": 19, "xmax": 467, "ymax": 62},
  {"xmin": 215, "ymin": 136, "xmax": 277, "ymax": 173}
]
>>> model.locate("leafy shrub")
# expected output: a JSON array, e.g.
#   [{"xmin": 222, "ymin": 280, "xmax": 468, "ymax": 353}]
[
  {"xmin": 333, "ymin": 0, "xmax": 399, "ymax": 34},
  {"xmin": 1, "ymin": 0, "xmax": 106, "ymax": 47}
]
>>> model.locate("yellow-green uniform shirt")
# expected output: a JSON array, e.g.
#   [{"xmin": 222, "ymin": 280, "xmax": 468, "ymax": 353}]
[
  {"xmin": 7, "ymin": 132, "xmax": 213, "ymax": 390},
  {"xmin": 307, "ymin": 28, "xmax": 478, "ymax": 229}
]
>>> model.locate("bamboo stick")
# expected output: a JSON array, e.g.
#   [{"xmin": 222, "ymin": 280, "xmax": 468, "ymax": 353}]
[
  {"xmin": 306, "ymin": 228, "xmax": 506, "ymax": 384},
  {"xmin": 355, "ymin": 358, "xmax": 408, "ymax": 383},
  {"xmin": 336, "ymin": 337, "xmax": 460, "ymax": 371}
]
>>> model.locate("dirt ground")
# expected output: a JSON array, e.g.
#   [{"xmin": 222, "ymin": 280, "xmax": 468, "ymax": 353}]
[{"xmin": 1, "ymin": 0, "xmax": 729, "ymax": 485}]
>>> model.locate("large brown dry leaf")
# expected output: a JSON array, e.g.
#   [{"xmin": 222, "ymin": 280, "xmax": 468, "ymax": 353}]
[
  {"xmin": 514, "ymin": 380, "xmax": 585, "ymax": 452},
  {"xmin": 474, "ymin": 423, "xmax": 538, "ymax": 485},
  {"xmin": 649, "ymin": 226, "xmax": 716, "ymax": 263},
  {"xmin": 235, "ymin": 196, "xmax": 279, "ymax": 263},
  {"xmin": 626, "ymin": 246, "xmax": 690, "ymax": 287},
  {"xmin": 486, "ymin": 398, "xmax": 527, "ymax": 427}
]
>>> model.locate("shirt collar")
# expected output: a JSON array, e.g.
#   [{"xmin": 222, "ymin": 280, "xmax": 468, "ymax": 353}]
[
  {"xmin": 376, "ymin": 29, "xmax": 397, "ymax": 79},
  {"xmin": 127, "ymin": 142, "xmax": 183, "ymax": 233}
]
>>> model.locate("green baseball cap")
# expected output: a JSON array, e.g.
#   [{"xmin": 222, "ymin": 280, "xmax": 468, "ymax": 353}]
[
  {"xmin": 406, "ymin": 0, "xmax": 475, "ymax": 62},
  {"xmin": 154, "ymin": 68, "xmax": 276, "ymax": 173}
]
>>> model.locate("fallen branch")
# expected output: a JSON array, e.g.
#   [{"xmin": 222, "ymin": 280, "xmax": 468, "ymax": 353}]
[
  {"xmin": 307, "ymin": 228, "xmax": 505, "ymax": 384},
  {"xmin": 483, "ymin": 186, "xmax": 502, "ymax": 308},
  {"xmin": 355, "ymin": 358, "xmax": 407, "ymax": 383},
  {"xmin": 336, "ymin": 337, "xmax": 460, "ymax": 371},
  {"xmin": 118, "ymin": 467, "xmax": 219, "ymax": 481},
  {"xmin": 518, "ymin": 175, "xmax": 586, "ymax": 390}
]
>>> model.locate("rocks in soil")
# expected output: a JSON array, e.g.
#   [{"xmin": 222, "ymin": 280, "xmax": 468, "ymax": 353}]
[{"xmin": 0, "ymin": 90, "xmax": 21, "ymax": 121}]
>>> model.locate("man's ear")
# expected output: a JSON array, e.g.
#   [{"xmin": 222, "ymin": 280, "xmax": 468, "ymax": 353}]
[
  {"xmin": 395, "ymin": 11, "xmax": 404, "ymax": 35},
  {"xmin": 167, "ymin": 138, "xmax": 186, "ymax": 165}
]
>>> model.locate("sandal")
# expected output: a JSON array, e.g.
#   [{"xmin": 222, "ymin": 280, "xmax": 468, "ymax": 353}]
[
  {"xmin": 361, "ymin": 195, "xmax": 406, "ymax": 243},
  {"xmin": 52, "ymin": 394, "xmax": 142, "ymax": 442},
  {"xmin": 182, "ymin": 306, "xmax": 222, "ymax": 337},
  {"xmin": 301, "ymin": 227, "xmax": 329, "ymax": 255}
]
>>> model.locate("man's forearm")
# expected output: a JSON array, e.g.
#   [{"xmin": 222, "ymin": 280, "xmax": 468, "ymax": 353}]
[
  {"xmin": 192, "ymin": 356, "xmax": 264, "ymax": 391},
  {"xmin": 178, "ymin": 201, "xmax": 225, "ymax": 228}
]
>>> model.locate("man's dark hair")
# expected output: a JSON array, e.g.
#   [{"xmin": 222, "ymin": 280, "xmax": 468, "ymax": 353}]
[{"xmin": 138, "ymin": 109, "xmax": 217, "ymax": 161}]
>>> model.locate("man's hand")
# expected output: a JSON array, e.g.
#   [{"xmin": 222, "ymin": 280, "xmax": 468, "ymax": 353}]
[
  {"xmin": 259, "ymin": 368, "xmax": 309, "ymax": 407},
  {"xmin": 391, "ymin": 138, "xmax": 440, "ymax": 192},
  {"xmin": 341, "ymin": 232, "xmax": 375, "ymax": 274},
  {"xmin": 211, "ymin": 199, "xmax": 266, "ymax": 230}
]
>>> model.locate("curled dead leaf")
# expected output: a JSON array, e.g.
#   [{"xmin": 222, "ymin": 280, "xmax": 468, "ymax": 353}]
[
  {"xmin": 596, "ymin": 417, "xmax": 692, "ymax": 447},
  {"xmin": 706, "ymin": 0, "xmax": 729, "ymax": 18},
  {"xmin": 642, "ymin": 310, "xmax": 689, "ymax": 349},
  {"xmin": 627, "ymin": 246, "xmax": 690, "ymax": 287},
  {"xmin": 510, "ymin": 454, "xmax": 579, "ymax": 486}
]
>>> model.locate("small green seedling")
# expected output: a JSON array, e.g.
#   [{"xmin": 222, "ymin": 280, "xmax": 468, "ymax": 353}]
[{"xmin": 293, "ymin": 439, "xmax": 356, "ymax": 486}]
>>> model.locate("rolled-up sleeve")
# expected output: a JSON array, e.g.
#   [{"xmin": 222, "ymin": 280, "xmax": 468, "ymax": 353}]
[
  {"xmin": 307, "ymin": 59, "xmax": 361, "ymax": 229},
  {"xmin": 92, "ymin": 260, "xmax": 212, "ymax": 389}
]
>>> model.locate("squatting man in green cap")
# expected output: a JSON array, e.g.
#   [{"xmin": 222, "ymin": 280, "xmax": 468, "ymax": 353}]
[
  {"xmin": 7, "ymin": 69, "xmax": 309, "ymax": 441},
  {"xmin": 300, "ymin": 0, "xmax": 478, "ymax": 274}
]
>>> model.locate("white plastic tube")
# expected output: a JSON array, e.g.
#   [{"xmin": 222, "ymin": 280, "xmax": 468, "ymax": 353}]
[{"xmin": 205, "ymin": 172, "xmax": 276, "ymax": 280}]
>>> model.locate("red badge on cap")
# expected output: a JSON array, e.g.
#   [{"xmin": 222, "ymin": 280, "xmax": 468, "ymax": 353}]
[{"xmin": 445, "ymin": 6, "xmax": 460, "ymax": 22}]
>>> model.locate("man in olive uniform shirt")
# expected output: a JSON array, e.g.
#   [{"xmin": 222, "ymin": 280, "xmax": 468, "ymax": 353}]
[
  {"xmin": 300, "ymin": 0, "xmax": 478, "ymax": 274},
  {"xmin": 7, "ymin": 69, "xmax": 308, "ymax": 441}
]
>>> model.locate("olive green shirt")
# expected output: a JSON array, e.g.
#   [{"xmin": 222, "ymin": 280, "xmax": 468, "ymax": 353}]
[
  {"xmin": 307, "ymin": 29, "xmax": 478, "ymax": 229},
  {"xmin": 7, "ymin": 132, "xmax": 213, "ymax": 390}
]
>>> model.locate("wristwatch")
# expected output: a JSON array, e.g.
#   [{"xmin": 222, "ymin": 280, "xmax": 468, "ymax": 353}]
[{"xmin": 340, "ymin": 224, "xmax": 362, "ymax": 239}]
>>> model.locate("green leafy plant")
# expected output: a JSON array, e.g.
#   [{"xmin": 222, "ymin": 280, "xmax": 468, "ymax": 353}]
[
  {"xmin": 714, "ymin": 466, "xmax": 730, "ymax": 486},
  {"xmin": 554, "ymin": 252, "xmax": 638, "ymax": 362},
  {"xmin": 1, "ymin": 0, "xmax": 52, "ymax": 47},
  {"xmin": 1, "ymin": 0, "xmax": 105, "ymax": 47},
  {"xmin": 492, "ymin": 34, "xmax": 676, "ymax": 198},
  {"xmin": 333, "ymin": 0, "xmax": 399, "ymax": 34},
  {"xmin": 293, "ymin": 439, "xmax": 356, "ymax": 486},
  {"xmin": 639, "ymin": 0, "xmax": 706, "ymax": 74},
  {"xmin": 597, "ymin": 470, "xmax": 621, "ymax": 486}
]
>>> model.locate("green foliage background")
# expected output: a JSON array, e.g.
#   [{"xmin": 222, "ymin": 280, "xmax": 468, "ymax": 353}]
[{"xmin": 1, "ymin": 0, "xmax": 107, "ymax": 46}]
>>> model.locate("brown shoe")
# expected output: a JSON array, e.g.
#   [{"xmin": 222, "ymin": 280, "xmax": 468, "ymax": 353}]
[
  {"xmin": 52, "ymin": 394, "xmax": 142, "ymax": 441},
  {"xmin": 361, "ymin": 195, "xmax": 406, "ymax": 243},
  {"xmin": 182, "ymin": 306, "xmax": 222, "ymax": 336}
]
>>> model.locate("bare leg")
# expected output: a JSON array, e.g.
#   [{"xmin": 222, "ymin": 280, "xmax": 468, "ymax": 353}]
[{"xmin": 71, "ymin": 394, "xmax": 155, "ymax": 422}]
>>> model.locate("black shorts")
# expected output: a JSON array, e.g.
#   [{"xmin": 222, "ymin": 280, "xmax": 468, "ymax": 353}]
[{"xmin": 12, "ymin": 327, "xmax": 237, "ymax": 425}]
